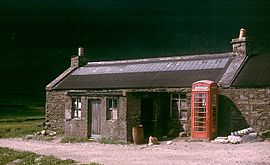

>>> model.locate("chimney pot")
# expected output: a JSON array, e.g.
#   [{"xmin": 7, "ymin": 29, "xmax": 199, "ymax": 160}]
[
  {"xmin": 239, "ymin": 28, "xmax": 246, "ymax": 39},
  {"xmin": 78, "ymin": 47, "xmax": 84, "ymax": 56}
]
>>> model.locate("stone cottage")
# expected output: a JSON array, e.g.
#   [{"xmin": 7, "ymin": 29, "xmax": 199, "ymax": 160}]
[{"xmin": 46, "ymin": 29, "xmax": 270, "ymax": 141}]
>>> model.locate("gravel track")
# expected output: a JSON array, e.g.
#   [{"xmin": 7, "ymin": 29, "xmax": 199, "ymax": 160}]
[{"xmin": 0, "ymin": 138, "xmax": 269, "ymax": 165}]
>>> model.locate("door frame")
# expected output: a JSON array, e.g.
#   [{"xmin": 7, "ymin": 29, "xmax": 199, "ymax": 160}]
[{"xmin": 88, "ymin": 99, "xmax": 102, "ymax": 139}]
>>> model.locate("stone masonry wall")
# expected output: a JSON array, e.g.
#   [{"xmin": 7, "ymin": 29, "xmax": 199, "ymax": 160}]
[
  {"xmin": 65, "ymin": 96, "xmax": 88, "ymax": 138},
  {"xmin": 101, "ymin": 97, "xmax": 127, "ymax": 141},
  {"xmin": 220, "ymin": 88, "xmax": 270, "ymax": 133},
  {"xmin": 46, "ymin": 90, "xmax": 68, "ymax": 132}
]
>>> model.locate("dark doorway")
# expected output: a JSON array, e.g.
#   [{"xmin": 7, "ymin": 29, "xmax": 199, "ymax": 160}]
[
  {"xmin": 141, "ymin": 98, "xmax": 154, "ymax": 139},
  {"xmin": 88, "ymin": 99, "xmax": 101, "ymax": 138}
]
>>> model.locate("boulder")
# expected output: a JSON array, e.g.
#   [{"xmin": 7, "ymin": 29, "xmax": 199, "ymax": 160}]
[
  {"xmin": 25, "ymin": 135, "xmax": 34, "ymax": 140},
  {"xmin": 242, "ymin": 133, "xmax": 263, "ymax": 143},
  {"xmin": 212, "ymin": 137, "xmax": 229, "ymax": 144},
  {"xmin": 228, "ymin": 135, "xmax": 242, "ymax": 144}
]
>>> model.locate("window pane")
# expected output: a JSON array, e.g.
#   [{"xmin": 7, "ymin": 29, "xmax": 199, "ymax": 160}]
[
  {"xmin": 180, "ymin": 100, "xmax": 187, "ymax": 109},
  {"xmin": 72, "ymin": 98, "xmax": 81, "ymax": 119},
  {"xmin": 107, "ymin": 98, "xmax": 118, "ymax": 120},
  {"xmin": 74, "ymin": 110, "xmax": 77, "ymax": 118},
  {"xmin": 78, "ymin": 101, "xmax": 81, "ymax": 109},
  {"xmin": 171, "ymin": 100, "xmax": 180, "ymax": 118},
  {"xmin": 112, "ymin": 99, "xmax": 118, "ymax": 108},
  {"xmin": 78, "ymin": 110, "xmax": 81, "ymax": 118}
]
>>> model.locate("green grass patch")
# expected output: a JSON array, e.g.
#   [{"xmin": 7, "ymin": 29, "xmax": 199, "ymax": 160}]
[
  {"xmin": 0, "ymin": 119, "xmax": 43, "ymax": 138},
  {"xmin": 0, "ymin": 147, "xmax": 76, "ymax": 165},
  {"xmin": 60, "ymin": 136, "xmax": 91, "ymax": 143},
  {"xmin": 0, "ymin": 99, "xmax": 45, "ymax": 138}
]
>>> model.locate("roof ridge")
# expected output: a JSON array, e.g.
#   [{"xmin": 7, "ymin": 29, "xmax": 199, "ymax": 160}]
[{"xmin": 86, "ymin": 52, "xmax": 233, "ymax": 66}]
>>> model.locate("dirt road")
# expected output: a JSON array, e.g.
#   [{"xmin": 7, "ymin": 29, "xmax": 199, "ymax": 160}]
[{"xmin": 0, "ymin": 138, "xmax": 269, "ymax": 165}]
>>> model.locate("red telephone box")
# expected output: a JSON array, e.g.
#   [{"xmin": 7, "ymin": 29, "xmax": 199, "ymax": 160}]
[{"xmin": 191, "ymin": 80, "xmax": 218, "ymax": 140}]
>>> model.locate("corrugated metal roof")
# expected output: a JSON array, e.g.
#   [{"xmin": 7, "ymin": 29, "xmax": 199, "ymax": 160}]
[
  {"xmin": 72, "ymin": 58, "xmax": 229, "ymax": 75},
  {"xmin": 232, "ymin": 54, "xmax": 270, "ymax": 87},
  {"xmin": 53, "ymin": 53, "xmax": 234, "ymax": 90}
]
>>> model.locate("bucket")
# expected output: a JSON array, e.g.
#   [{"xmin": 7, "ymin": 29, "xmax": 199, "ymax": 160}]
[{"xmin": 132, "ymin": 125, "xmax": 144, "ymax": 144}]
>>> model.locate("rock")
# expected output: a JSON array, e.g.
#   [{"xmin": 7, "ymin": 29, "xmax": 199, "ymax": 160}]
[
  {"xmin": 228, "ymin": 135, "xmax": 242, "ymax": 144},
  {"xmin": 179, "ymin": 132, "xmax": 187, "ymax": 137},
  {"xmin": 212, "ymin": 137, "xmax": 229, "ymax": 144},
  {"xmin": 25, "ymin": 135, "xmax": 34, "ymax": 140},
  {"xmin": 242, "ymin": 133, "xmax": 263, "ymax": 143},
  {"xmin": 41, "ymin": 130, "xmax": 46, "ymax": 135},
  {"xmin": 231, "ymin": 127, "xmax": 253, "ymax": 136},
  {"xmin": 49, "ymin": 131, "xmax": 57, "ymax": 136},
  {"xmin": 166, "ymin": 141, "xmax": 172, "ymax": 145}
]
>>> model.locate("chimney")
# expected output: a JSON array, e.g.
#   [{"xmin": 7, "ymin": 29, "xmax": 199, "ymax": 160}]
[
  {"xmin": 78, "ymin": 47, "xmax": 84, "ymax": 56},
  {"xmin": 231, "ymin": 28, "xmax": 247, "ymax": 57},
  {"xmin": 70, "ymin": 47, "xmax": 87, "ymax": 68}
]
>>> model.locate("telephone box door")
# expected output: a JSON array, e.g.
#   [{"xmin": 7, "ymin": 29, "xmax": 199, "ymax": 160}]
[
  {"xmin": 192, "ymin": 92, "xmax": 208, "ymax": 139},
  {"xmin": 191, "ymin": 80, "xmax": 218, "ymax": 140}
]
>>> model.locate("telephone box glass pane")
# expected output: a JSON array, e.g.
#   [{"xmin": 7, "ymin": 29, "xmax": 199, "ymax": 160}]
[
  {"xmin": 194, "ymin": 92, "xmax": 207, "ymax": 132},
  {"xmin": 211, "ymin": 94, "xmax": 217, "ymax": 130}
]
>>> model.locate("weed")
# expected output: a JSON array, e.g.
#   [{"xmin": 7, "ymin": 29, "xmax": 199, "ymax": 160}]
[
  {"xmin": 0, "ymin": 120, "xmax": 43, "ymax": 138},
  {"xmin": 60, "ymin": 136, "xmax": 91, "ymax": 143},
  {"xmin": 0, "ymin": 147, "xmax": 76, "ymax": 165}
]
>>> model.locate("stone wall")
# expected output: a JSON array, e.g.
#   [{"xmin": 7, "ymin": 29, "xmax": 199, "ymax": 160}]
[
  {"xmin": 65, "ymin": 95, "xmax": 127, "ymax": 140},
  {"xmin": 65, "ymin": 96, "xmax": 88, "ymax": 137},
  {"xmin": 220, "ymin": 88, "xmax": 270, "ymax": 133},
  {"xmin": 46, "ymin": 90, "xmax": 128, "ymax": 140},
  {"xmin": 45, "ymin": 90, "xmax": 68, "ymax": 132},
  {"xmin": 101, "ymin": 97, "xmax": 127, "ymax": 141}
]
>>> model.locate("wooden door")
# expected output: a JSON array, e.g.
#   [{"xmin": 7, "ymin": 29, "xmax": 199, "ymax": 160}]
[{"xmin": 88, "ymin": 99, "xmax": 101, "ymax": 138}]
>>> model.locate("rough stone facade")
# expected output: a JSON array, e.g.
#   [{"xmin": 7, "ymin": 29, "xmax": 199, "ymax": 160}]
[
  {"xmin": 46, "ymin": 90, "xmax": 128, "ymax": 140},
  {"xmin": 65, "ymin": 96, "xmax": 88, "ymax": 137},
  {"xmin": 220, "ymin": 88, "xmax": 270, "ymax": 134},
  {"xmin": 46, "ymin": 91, "xmax": 68, "ymax": 132},
  {"xmin": 46, "ymin": 86, "xmax": 269, "ymax": 141},
  {"xmin": 100, "ymin": 96, "xmax": 127, "ymax": 140}
]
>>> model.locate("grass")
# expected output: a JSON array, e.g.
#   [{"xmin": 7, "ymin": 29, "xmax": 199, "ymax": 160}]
[
  {"xmin": 0, "ymin": 96, "xmax": 45, "ymax": 138},
  {"xmin": 0, "ymin": 147, "xmax": 76, "ymax": 165},
  {"xmin": 0, "ymin": 96, "xmax": 102, "ymax": 164},
  {"xmin": 0, "ymin": 147, "xmax": 103, "ymax": 165},
  {"xmin": 0, "ymin": 119, "xmax": 44, "ymax": 138},
  {"xmin": 60, "ymin": 136, "xmax": 91, "ymax": 143}
]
